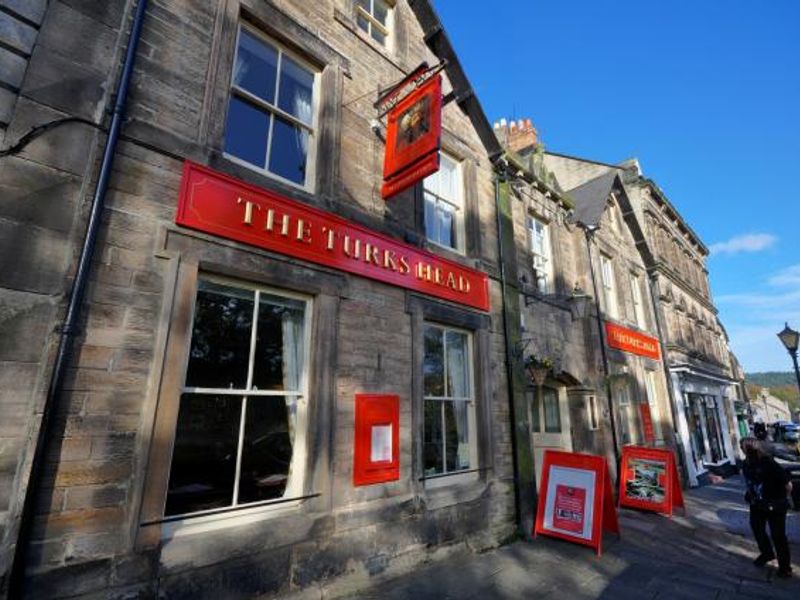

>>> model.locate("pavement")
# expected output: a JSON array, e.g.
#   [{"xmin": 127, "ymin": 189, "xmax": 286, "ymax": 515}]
[{"xmin": 338, "ymin": 477, "xmax": 800, "ymax": 599}]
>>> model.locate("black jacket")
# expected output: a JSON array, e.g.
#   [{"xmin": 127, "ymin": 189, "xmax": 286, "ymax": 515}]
[{"xmin": 742, "ymin": 455, "xmax": 790, "ymax": 510}]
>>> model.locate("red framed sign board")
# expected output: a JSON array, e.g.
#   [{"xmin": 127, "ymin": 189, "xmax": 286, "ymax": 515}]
[
  {"xmin": 605, "ymin": 322, "xmax": 660, "ymax": 360},
  {"xmin": 618, "ymin": 446, "xmax": 684, "ymax": 517},
  {"xmin": 175, "ymin": 161, "xmax": 490, "ymax": 311},
  {"xmin": 381, "ymin": 75, "xmax": 442, "ymax": 199},
  {"xmin": 353, "ymin": 394, "xmax": 400, "ymax": 486},
  {"xmin": 534, "ymin": 450, "xmax": 619, "ymax": 556}
]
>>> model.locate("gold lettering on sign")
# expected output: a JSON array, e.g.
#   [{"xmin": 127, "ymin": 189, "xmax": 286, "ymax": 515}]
[
  {"xmin": 322, "ymin": 227, "xmax": 337, "ymax": 251},
  {"xmin": 398, "ymin": 255, "xmax": 411, "ymax": 274},
  {"xmin": 383, "ymin": 250, "xmax": 398, "ymax": 271},
  {"xmin": 364, "ymin": 243, "xmax": 381, "ymax": 267},
  {"xmin": 237, "ymin": 197, "xmax": 259, "ymax": 225},
  {"xmin": 343, "ymin": 235, "xmax": 361, "ymax": 259},
  {"xmin": 280, "ymin": 213, "xmax": 291, "ymax": 237},
  {"xmin": 296, "ymin": 219, "xmax": 311, "ymax": 244},
  {"xmin": 265, "ymin": 208, "xmax": 275, "ymax": 232}
]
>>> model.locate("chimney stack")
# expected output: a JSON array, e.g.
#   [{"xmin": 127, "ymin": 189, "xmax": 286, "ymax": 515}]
[{"xmin": 493, "ymin": 116, "xmax": 538, "ymax": 153}]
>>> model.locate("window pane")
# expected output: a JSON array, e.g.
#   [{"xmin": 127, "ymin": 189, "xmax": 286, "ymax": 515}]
[
  {"xmin": 543, "ymin": 387, "xmax": 561, "ymax": 433},
  {"xmin": 424, "ymin": 400, "xmax": 443, "ymax": 475},
  {"xmin": 356, "ymin": 12, "xmax": 369, "ymax": 34},
  {"xmin": 424, "ymin": 194, "xmax": 437, "ymax": 241},
  {"xmin": 237, "ymin": 397, "xmax": 294, "ymax": 503},
  {"xmin": 423, "ymin": 326, "xmax": 444, "ymax": 396},
  {"xmin": 234, "ymin": 30, "xmax": 278, "ymax": 103},
  {"xmin": 277, "ymin": 55, "xmax": 314, "ymax": 125},
  {"xmin": 437, "ymin": 204, "xmax": 455, "ymax": 248},
  {"xmin": 373, "ymin": 0, "xmax": 389, "ymax": 25},
  {"xmin": 438, "ymin": 157, "xmax": 457, "ymax": 203},
  {"xmin": 185, "ymin": 280, "xmax": 254, "ymax": 389},
  {"xmin": 530, "ymin": 390, "xmax": 540, "ymax": 432},
  {"xmin": 371, "ymin": 26, "xmax": 386, "ymax": 45},
  {"xmin": 268, "ymin": 115, "xmax": 309, "ymax": 185},
  {"xmin": 445, "ymin": 401, "xmax": 471, "ymax": 472},
  {"xmin": 165, "ymin": 394, "xmax": 241, "ymax": 516},
  {"xmin": 355, "ymin": 0, "xmax": 370, "ymax": 11},
  {"xmin": 423, "ymin": 169, "xmax": 440, "ymax": 198},
  {"xmin": 224, "ymin": 96, "xmax": 270, "ymax": 168},
  {"xmin": 445, "ymin": 330, "xmax": 469, "ymax": 398},
  {"xmin": 252, "ymin": 293, "xmax": 306, "ymax": 391}
]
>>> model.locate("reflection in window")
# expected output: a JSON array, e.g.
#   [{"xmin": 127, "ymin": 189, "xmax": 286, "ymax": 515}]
[
  {"xmin": 355, "ymin": 0, "xmax": 392, "ymax": 46},
  {"xmin": 225, "ymin": 26, "xmax": 316, "ymax": 187},
  {"xmin": 423, "ymin": 324, "xmax": 475, "ymax": 477},
  {"xmin": 542, "ymin": 387, "xmax": 561, "ymax": 433},
  {"xmin": 165, "ymin": 278, "xmax": 309, "ymax": 517},
  {"xmin": 423, "ymin": 154, "xmax": 464, "ymax": 252}
]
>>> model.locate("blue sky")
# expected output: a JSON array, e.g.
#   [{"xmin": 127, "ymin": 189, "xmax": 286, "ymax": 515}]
[{"xmin": 434, "ymin": 0, "xmax": 800, "ymax": 372}]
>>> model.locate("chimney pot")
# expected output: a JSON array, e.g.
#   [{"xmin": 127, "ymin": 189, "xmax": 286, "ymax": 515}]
[{"xmin": 500, "ymin": 118, "xmax": 507, "ymax": 127}]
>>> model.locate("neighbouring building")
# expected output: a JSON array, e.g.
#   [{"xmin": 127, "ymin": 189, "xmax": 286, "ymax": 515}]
[
  {"xmin": 493, "ymin": 122, "xmax": 676, "ymax": 482},
  {"xmin": 751, "ymin": 388, "xmax": 792, "ymax": 424},
  {"xmin": 0, "ymin": 1, "xmax": 526, "ymax": 597}
]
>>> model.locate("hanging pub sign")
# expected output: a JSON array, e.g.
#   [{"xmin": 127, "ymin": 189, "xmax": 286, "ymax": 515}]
[
  {"xmin": 353, "ymin": 394, "xmax": 400, "ymax": 486},
  {"xmin": 605, "ymin": 322, "xmax": 660, "ymax": 360},
  {"xmin": 618, "ymin": 446, "xmax": 684, "ymax": 517},
  {"xmin": 534, "ymin": 450, "xmax": 619, "ymax": 556},
  {"xmin": 175, "ymin": 162, "xmax": 490, "ymax": 311},
  {"xmin": 379, "ymin": 63, "xmax": 444, "ymax": 200}
]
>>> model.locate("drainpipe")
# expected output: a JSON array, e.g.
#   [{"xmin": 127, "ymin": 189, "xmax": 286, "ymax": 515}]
[
  {"xmin": 7, "ymin": 1, "xmax": 148, "ymax": 596},
  {"xmin": 646, "ymin": 272, "xmax": 688, "ymax": 482},
  {"xmin": 581, "ymin": 226, "xmax": 621, "ymax": 470},
  {"xmin": 493, "ymin": 169, "xmax": 527, "ymax": 533}
]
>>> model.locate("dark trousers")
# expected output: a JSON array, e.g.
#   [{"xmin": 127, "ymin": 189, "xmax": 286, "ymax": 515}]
[{"xmin": 750, "ymin": 506, "xmax": 791, "ymax": 571}]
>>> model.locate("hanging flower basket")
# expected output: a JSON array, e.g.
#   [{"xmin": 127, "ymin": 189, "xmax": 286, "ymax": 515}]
[{"xmin": 524, "ymin": 354, "xmax": 553, "ymax": 386}]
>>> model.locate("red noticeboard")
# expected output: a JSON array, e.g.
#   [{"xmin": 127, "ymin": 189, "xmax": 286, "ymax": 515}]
[
  {"xmin": 534, "ymin": 450, "xmax": 619, "ymax": 556},
  {"xmin": 618, "ymin": 446, "xmax": 685, "ymax": 517},
  {"xmin": 353, "ymin": 394, "xmax": 400, "ymax": 486},
  {"xmin": 605, "ymin": 322, "xmax": 660, "ymax": 360},
  {"xmin": 639, "ymin": 403, "xmax": 655, "ymax": 444},
  {"xmin": 381, "ymin": 75, "xmax": 442, "ymax": 199},
  {"xmin": 175, "ymin": 161, "xmax": 490, "ymax": 311}
]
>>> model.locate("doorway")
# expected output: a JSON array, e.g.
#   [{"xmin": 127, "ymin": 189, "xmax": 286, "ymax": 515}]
[{"xmin": 529, "ymin": 384, "xmax": 572, "ymax": 480}]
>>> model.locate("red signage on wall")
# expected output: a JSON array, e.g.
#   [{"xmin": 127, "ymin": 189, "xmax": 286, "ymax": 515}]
[
  {"xmin": 176, "ymin": 162, "xmax": 490, "ymax": 311},
  {"xmin": 605, "ymin": 323, "xmax": 660, "ymax": 360},
  {"xmin": 639, "ymin": 403, "xmax": 656, "ymax": 444},
  {"xmin": 618, "ymin": 446, "xmax": 685, "ymax": 517},
  {"xmin": 381, "ymin": 75, "xmax": 442, "ymax": 199},
  {"xmin": 353, "ymin": 394, "xmax": 400, "ymax": 486}
]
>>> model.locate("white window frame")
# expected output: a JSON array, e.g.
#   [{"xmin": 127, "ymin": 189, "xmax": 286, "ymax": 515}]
[
  {"xmin": 164, "ymin": 275, "xmax": 313, "ymax": 524},
  {"xmin": 422, "ymin": 323, "xmax": 478, "ymax": 484},
  {"xmin": 355, "ymin": 0, "xmax": 393, "ymax": 48},
  {"xmin": 587, "ymin": 395, "xmax": 599, "ymax": 431},
  {"xmin": 600, "ymin": 254, "xmax": 618, "ymax": 319},
  {"xmin": 423, "ymin": 153, "xmax": 466, "ymax": 254},
  {"xmin": 644, "ymin": 370, "xmax": 663, "ymax": 441},
  {"xmin": 224, "ymin": 24, "xmax": 320, "ymax": 192},
  {"xmin": 528, "ymin": 215, "xmax": 554, "ymax": 294},
  {"xmin": 629, "ymin": 272, "xmax": 645, "ymax": 329}
]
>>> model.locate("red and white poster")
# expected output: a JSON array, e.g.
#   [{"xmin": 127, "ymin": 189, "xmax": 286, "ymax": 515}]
[
  {"xmin": 552, "ymin": 484, "xmax": 587, "ymax": 534},
  {"xmin": 381, "ymin": 75, "xmax": 442, "ymax": 199},
  {"xmin": 618, "ymin": 446, "xmax": 685, "ymax": 517},
  {"xmin": 534, "ymin": 450, "xmax": 619, "ymax": 556}
]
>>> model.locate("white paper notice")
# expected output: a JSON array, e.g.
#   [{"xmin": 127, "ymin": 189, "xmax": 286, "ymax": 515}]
[
  {"xmin": 543, "ymin": 465, "xmax": 596, "ymax": 541},
  {"xmin": 371, "ymin": 424, "xmax": 393, "ymax": 462}
]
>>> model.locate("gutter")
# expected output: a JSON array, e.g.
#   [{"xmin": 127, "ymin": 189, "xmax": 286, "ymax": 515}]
[{"xmin": 7, "ymin": 1, "xmax": 149, "ymax": 596}]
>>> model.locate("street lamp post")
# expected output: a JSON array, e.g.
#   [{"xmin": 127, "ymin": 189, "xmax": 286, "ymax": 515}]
[{"xmin": 777, "ymin": 322, "xmax": 800, "ymax": 399}]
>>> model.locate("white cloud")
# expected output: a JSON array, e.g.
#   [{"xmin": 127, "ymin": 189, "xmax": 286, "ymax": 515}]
[
  {"xmin": 709, "ymin": 233, "xmax": 777, "ymax": 256},
  {"xmin": 768, "ymin": 263, "xmax": 800, "ymax": 287}
]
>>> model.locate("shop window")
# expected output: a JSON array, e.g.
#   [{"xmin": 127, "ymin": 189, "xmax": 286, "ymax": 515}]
[
  {"xmin": 355, "ymin": 0, "xmax": 392, "ymax": 46},
  {"xmin": 587, "ymin": 395, "xmax": 599, "ymax": 431},
  {"xmin": 164, "ymin": 278, "xmax": 310, "ymax": 517},
  {"xmin": 422, "ymin": 323, "xmax": 476, "ymax": 477},
  {"xmin": 528, "ymin": 215, "xmax": 554, "ymax": 293},
  {"xmin": 224, "ymin": 25, "xmax": 318, "ymax": 189},
  {"xmin": 423, "ymin": 153, "xmax": 465, "ymax": 253},
  {"xmin": 629, "ymin": 272, "xmax": 645, "ymax": 329},
  {"xmin": 600, "ymin": 254, "xmax": 618, "ymax": 319}
]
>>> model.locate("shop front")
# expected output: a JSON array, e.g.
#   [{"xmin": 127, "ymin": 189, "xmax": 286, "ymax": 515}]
[{"xmin": 670, "ymin": 369, "xmax": 738, "ymax": 486}]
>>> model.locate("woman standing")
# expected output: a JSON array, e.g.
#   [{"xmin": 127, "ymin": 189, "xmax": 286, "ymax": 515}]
[{"xmin": 741, "ymin": 438, "xmax": 793, "ymax": 578}]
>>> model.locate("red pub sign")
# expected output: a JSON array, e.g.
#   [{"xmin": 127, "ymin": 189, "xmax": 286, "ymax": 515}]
[
  {"xmin": 175, "ymin": 162, "xmax": 490, "ymax": 311},
  {"xmin": 605, "ymin": 322, "xmax": 660, "ymax": 360}
]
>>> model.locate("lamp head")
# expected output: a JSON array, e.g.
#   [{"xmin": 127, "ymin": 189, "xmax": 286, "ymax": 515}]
[{"xmin": 777, "ymin": 322, "xmax": 799, "ymax": 353}]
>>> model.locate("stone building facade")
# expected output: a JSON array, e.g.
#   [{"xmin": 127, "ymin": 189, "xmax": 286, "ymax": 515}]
[{"xmin": 0, "ymin": 1, "xmax": 523, "ymax": 597}]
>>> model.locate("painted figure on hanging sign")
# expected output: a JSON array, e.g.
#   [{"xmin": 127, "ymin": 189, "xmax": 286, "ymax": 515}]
[{"xmin": 396, "ymin": 94, "xmax": 430, "ymax": 150}]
